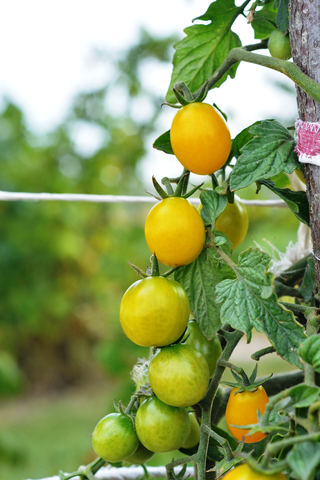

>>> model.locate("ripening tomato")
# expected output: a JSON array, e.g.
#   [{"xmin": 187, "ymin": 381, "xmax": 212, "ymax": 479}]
[
  {"xmin": 120, "ymin": 276, "xmax": 190, "ymax": 347},
  {"xmin": 181, "ymin": 412, "xmax": 201, "ymax": 449},
  {"xmin": 144, "ymin": 197, "xmax": 206, "ymax": 267},
  {"xmin": 170, "ymin": 102, "xmax": 231, "ymax": 175},
  {"xmin": 148, "ymin": 344, "xmax": 209, "ymax": 407},
  {"xmin": 215, "ymin": 200, "xmax": 248, "ymax": 249},
  {"xmin": 222, "ymin": 464, "xmax": 287, "ymax": 480},
  {"xmin": 184, "ymin": 320, "xmax": 222, "ymax": 377},
  {"xmin": 92, "ymin": 413, "xmax": 139, "ymax": 462},
  {"xmin": 125, "ymin": 442, "xmax": 155, "ymax": 464},
  {"xmin": 135, "ymin": 396, "xmax": 190, "ymax": 452},
  {"xmin": 225, "ymin": 386, "xmax": 269, "ymax": 443}
]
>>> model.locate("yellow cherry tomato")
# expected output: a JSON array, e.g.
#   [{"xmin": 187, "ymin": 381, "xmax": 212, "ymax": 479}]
[
  {"xmin": 215, "ymin": 200, "xmax": 248, "ymax": 249},
  {"xmin": 223, "ymin": 464, "xmax": 287, "ymax": 480},
  {"xmin": 144, "ymin": 197, "xmax": 206, "ymax": 267},
  {"xmin": 170, "ymin": 102, "xmax": 231, "ymax": 175},
  {"xmin": 225, "ymin": 386, "xmax": 269, "ymax": 443}
]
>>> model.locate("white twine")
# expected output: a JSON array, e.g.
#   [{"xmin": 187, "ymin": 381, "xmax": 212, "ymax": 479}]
[
  {"xmin": 25, "ymin": 465, "xmax": 195, "ymax": 480},
  {"xmin": 0, "ymin": 191, "xmax": 287, "ymax": 208}
]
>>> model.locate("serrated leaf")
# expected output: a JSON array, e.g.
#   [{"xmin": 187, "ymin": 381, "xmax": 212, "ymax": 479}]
[
  {"xmin": 287, "ymin": 441, "xmax": 320, "ymax": 480},
  {"xmin": 230, "ymin": 120, "xmax": 299, "ymax": 191},
  {"xmin": 274, "ymin": 0, "xmax": 289, "ymax": 33},
  {"xmin": 289, "ymin": 385, "xmax": 320, "ymax": 408},
  {"xmin": 251, "ymin": 3, "xmax": 277, "ymax": 39},
  {"xmin": 215, "ymin": 248, "xmax": 305, "ymax": 367},
  {"xmin": 166, "ymin": 0, "xmax": 242, "ymax": 103},
  {"xmin": 231, "ymin": 121, "xmax": 263, "ymax": 158},
  {"xmin": 260, "ymin": 179, "xmax": 310, "ymax": 225},
  {"xmin": 300, "ymin": 256, "xmax": 316, "ymax": 302},
  {"xmin": 174, "ymin": 247, "xmax": 235, "ymax": 339},
  {"xmin": 153, "ymin": 130, "xmax": 174, "ymax": 155},
  {"xmin": 200, "ymin": 189, "xmax": 228, "ymax": 228},
  {"xmin": 299, "ymin": 335, "xmax": 320, "ymax": 373}
]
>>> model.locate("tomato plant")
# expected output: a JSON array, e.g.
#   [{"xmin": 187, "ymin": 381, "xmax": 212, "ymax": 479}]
[
  {"xmin": 135, "ymin": 396, "xmax": 190, "ymax": 452},
  {"xmin": 225, "ymin": 386, "xmax": 269, "ymax": 443},
  {"xmin": 148, "ymin": 344, "xmax": 210, "ymax": 407},
  {"xmin": 58, "ymin": 1, "xmax": 320, "ymax": 480},
  {"xmin": 120, "ymin": 275, "xmax": 190, "ymax": 347},
  {"xmin": 215, "ymin": 200, "xmax": 248, "ymax": 250},
  {"xmin": 91, "ymin": 413, "xmax": 139, "ymax": 462},
  {"xmin": 144, "ymin": 197, "xmax": 206, "ymax": 267},
  {"xmin": 170, "ymin": 103, "xmax": 231, "ymax": 175},
  {"xmin": 222, "ymin": 464, "xmax": 287, "ymax": 480},
  {"xmin": 125, "ymin": 442, "xmax": 155, "ymax": 465},
  {"xmin": 184, "ymin": 320, "xmax": 222, "ymax": 377}
]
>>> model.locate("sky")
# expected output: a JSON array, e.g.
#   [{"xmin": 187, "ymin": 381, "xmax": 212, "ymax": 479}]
[{"xmin": 0, "ymin": 0, "xmax": 298, "ymax": 182}]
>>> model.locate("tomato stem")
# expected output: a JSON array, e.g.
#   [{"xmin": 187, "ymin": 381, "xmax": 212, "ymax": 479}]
[{"xmin": 151, "ymin": 255, "xmax": 160, "ymax": 277}]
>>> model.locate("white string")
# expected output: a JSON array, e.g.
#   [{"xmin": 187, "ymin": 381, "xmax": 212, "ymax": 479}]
[
  {"xmin": 0, "ymin": 191, "xmax": 287, "ymax": 208},
  {"xmin": 25, "ymin": 465, "xmax": 195, "ymax": 480}
]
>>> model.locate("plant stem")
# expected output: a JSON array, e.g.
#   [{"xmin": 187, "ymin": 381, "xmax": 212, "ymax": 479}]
[{"xmin": 192, "ymin": 48, "xmax": 320, "ymax": 104}]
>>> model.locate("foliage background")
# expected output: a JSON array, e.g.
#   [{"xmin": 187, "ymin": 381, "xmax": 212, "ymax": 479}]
[{"xmin": 0, "ymin": 15, "xmax": 301, "ymax": 480}]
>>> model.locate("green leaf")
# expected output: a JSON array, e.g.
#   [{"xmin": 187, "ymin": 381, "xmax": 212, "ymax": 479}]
[
  {"xmin": 287, "ymin": 441, "xmax": 320, "ymax": 480},
  {"xmin": 200, "ymin": 189, "xmax": 228, "ymax": 229},
  {"xmin": 251, "ymin": 3, "xmax": 277, "ymax": 39},
  {"xmin": 153, "ymin": 130, "xmax": 174, "ymax": 155},
  {"xmin": 231, "ymin": 121, "xmax": 262, "ymax": 158},
  {"xmin": 300, "ymin": 256, "xmax": 316, "ymax": 302},
  {"xmin": 230, "ymin": 120, "xmax": 299, "ymax": 191},
  {"xmin": 289, "ymin": 385, "xmax": 320, "ymax": 408},
  {"xmin": 166, "ymin": 0, "xmax": 242, "ymax": 103},
  {"xmin": 299, "ymin": 335, "xmax": 320, "ymax": 373},
  {"xmin": 174, "ymin": 247, "xmax": 235, "ymax": 340},
  {"xmin": 215, "ymin": 248, "xmax": 305, "ymax": 367},
  {"xmin": 274, "ymin": 0, "xmax": 289, "ymax": 33},
  {"xmin": 260, "ymin": 179, "xmax": 310, "ymax": 225}
]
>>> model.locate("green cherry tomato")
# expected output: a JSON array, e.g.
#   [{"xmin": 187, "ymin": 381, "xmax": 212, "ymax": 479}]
[
  {"xmin": 268, "ymin": 29, "xmax": 292, "ymax": 60},
  {"xmin": 120, "ymin": 276, "xmax": 190, "ymax": 347},
  {"xmin": 170, "ymin": 102, "xmax": 231, "ymax": 175},
  {"xmin": 225, "ymin": 386, "xmax": 269, "ymax": 443},
  {"xmin": 135, "ymin": 396, "xmax": 190, "ymax": 452},
  {"xmin": 92, "ymin": 413, "xmax": 139, "ymax": 462},
  {"xmin": 181, "ymin": 412, "xmax": 201, "ymax": 449},
  {"xmin": 144, "ymin": 197, "xmax": 206, "ymax": 267},
  {"xmin": 148, "ymin": 344, "xmax": 209, "ymax": 407},
  {"xmin": 222, "ymin": 464, "xmax": 287, "ymax": 480},
  {"xmin": 215, "ymin": 200, "xmax": 248, "ymax": 250},
  {"xmin": 184, "ymin": 320, "xmax": 222, "ymax": 377},
  {"xmin": 125, "ymin": 442, "xmax": 155, "ymax": 464}
]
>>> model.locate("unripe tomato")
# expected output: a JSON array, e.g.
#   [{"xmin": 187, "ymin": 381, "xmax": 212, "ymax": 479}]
[
  {"xmin": 92, "ymin": 413, "xmax": 139, "ymax": 462},
  {"xmin": 268, "ymin": 29, "xmax": 291, "ymax": 60},
  {"xmin": 135, "ymin": 396, "xmax": 190, "ymax": 452},
  {"xmin": 170, "ymin": 102, "xmax": 231, "ymax": 175},
  {"xmin": 148, "ymin": 344, "xmax": 209, "ymax": 407},
  {"xmin": 125, "ymin": 442, "xmax": 155, "ymax": 464},
  {"xmin": 144, "ymin": 197, "xmax": 206, "ymax": 267},
  {"xmin": 215, "ymin": 200, "xmax": 248, "ymax": 249},
  {"xmin": 181, "ymin": 412, "xmax": 201, "ymax": 449},
  {"xmin": 120, "ymin": 276, "xmax": 190, "ymax": 347},
  {"xmin": 225, "ymin": 386, "xmax": 269, "ymax": 443},
  {"xmin": 222, "ymin": 464, "xmax": 287, "ymax": 480},
  {"xmin": 184, "ymin": 320, "xmax": 222, "ymax": 377}
]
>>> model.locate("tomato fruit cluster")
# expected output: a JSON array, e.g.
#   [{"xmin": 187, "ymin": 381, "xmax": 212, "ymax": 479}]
[{"xmin": 170, "ymin": 102, "xmax": 231, "ymax": 175}]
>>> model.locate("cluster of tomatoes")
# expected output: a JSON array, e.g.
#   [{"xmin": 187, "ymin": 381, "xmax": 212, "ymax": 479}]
[{"xmin": 90, "ymin": 102, "xmax": 264, "ymax": 476}]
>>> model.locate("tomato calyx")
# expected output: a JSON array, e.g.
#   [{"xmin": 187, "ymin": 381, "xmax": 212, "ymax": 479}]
[
  {"xmin": 220, "ymin": 361, "xmax": 272, "ymax": 393},
  {"xmin": 149, "ymin": 174, "xmax": 204, "ymax": 201}
]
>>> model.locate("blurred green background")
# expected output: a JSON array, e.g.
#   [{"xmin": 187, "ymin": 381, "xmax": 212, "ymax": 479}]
[{"xmin": 0, "ymin": 30, "xmax": 300, "ymax": 480}]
